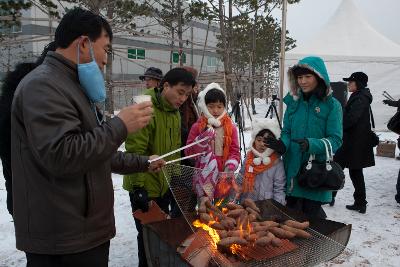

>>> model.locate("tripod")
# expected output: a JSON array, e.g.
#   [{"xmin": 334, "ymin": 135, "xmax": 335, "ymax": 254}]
[
  {"xmin": 265, "ymin": 94, "xmax": 282, "ymax": 129},
  {"xmin": 229, "ymin": 93, "xmax": 247, "ymax": 163}
]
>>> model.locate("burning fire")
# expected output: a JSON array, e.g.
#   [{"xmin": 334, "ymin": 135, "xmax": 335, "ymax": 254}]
[
  {"xmin": 193, "ymin": 212, "xmax": 254, "ymax": 256},
  {"xmin": 193, "ymin": 219, "xmax": 220, "ymax": 248},
  {"xmin": 215, "ymin": 199, "xmax": 223, "ymax": 207},
  {"xmin": 230, "ymin": 244, "xmax": 242, "ymax": 255}
]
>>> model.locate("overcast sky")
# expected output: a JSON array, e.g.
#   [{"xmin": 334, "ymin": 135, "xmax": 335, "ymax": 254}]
[{"xmin": 275, "ymin": 0, "xmax": 400, "ymax": 46}]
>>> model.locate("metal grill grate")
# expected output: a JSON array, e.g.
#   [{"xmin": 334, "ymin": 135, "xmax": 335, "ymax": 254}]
[{"xmin": 163, "ymin": 163, "xmax": 348, "ymax": 267}]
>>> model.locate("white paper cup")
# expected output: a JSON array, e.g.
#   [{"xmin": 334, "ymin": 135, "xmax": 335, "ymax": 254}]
[{"xmin": 132, "ymin": 95, "xmax": 151, "ymax": 104}]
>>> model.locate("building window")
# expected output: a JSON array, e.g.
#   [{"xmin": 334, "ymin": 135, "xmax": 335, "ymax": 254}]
[
  {"xmin": 128, "ymin": 48, "xmax": 145, "ymax": 60},
  {"xmin": 172, "ymin": 51, "xmax": 186, "ymax": 64},
  {"xmin": 207, "ymin": 56, "xmax": 218, "ymax": 67}
]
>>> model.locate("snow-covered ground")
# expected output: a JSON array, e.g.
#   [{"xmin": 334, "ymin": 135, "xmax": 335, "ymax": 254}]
[{"xmin": 1, "ymin": 100, "xmax": 400, "ymax": 266}]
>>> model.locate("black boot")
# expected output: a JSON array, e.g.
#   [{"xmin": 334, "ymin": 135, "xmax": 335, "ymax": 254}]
[
  {"xmin": 346, "ymin": 204, "xmax": 366, "ymax": 214},
  {"xmin": 395, "ymin": 194, "xmax": 400, "ymax": 204},
  {"xmin": 329, "ymin": 198, "xmax": 335, "ymax": 207}
]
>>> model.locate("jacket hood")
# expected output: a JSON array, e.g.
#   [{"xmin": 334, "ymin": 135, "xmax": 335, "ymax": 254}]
[
  {"xmin": 251, "ymin": 118, "xmax": 281, "ymax": 141},
  {"xmin": 248, "ymin": 118, "xmax": 281, "ymax": 166},
  {"xmin": 197, "ymin": 82, "xmax": 227, "ymax": 127},
  {"xmin": 356, "ymin": 87, "xmax": 373, "ymax": 104},
  {"xmin": 287, "ymin": 56, "xmax": 331, "ymax": 101}
]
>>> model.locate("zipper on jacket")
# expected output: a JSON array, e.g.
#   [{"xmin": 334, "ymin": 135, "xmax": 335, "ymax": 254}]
[{"xmin": 289, "ymin": 177, "xmax": 294, "ymax": 193}]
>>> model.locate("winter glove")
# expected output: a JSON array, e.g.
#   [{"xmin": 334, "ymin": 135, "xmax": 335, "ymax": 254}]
[
  {"xmin": 293, "ymin": 139, "xmax": 309, "ymax": 152},
  {"xmin": 132, "ymin": 188, "xmax": 149, "ymax": 212},
  {"xmin": 383, "ymin": 99, "xmax": 400, "ymax": 107},
  {"xmin": 264, "ymin": 136, "xmax": 286, "ymax": 155}
]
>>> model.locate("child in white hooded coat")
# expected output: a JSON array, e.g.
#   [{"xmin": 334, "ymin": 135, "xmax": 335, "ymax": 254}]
[{"xmin": 239, "ymin": 118, "xmax": 286, "ymax": 205}]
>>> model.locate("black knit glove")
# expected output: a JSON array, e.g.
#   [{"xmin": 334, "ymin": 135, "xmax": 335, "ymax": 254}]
[
  {"xmin": 293, "ymin": 139, "xmax": 309, "ymax": 152},
  {"xmin": 132, "ymin": 188, "xmax": 149, "ymax": 212},
  {"xmin": 264, "ymin": 136, "xmax": 286, "ymax": 155},
  {"xmin": 383, "ymin": 99, "xmax": 400, "ymax": 107}
]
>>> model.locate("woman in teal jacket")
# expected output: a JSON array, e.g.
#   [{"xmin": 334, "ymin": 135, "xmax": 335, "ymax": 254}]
[{"xmin": 265, "ymin": 56, "xmax": 343, "ymax": 218}]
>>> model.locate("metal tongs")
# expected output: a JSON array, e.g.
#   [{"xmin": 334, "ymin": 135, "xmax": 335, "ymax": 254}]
[
  {"xmin": 148, "ymin": 135, "xmax": 210, "ymax": 165},
  {"xmin": 383, "ymin": 91, "xmax": 395, "ymax": 101}
]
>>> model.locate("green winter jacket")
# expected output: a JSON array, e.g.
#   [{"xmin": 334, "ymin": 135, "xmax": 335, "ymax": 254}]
[
  {"xmin": 282, "ymin": 56, "xmax": 343, "ymax": 203},
  {"xmin": 123, "ymin": 88, "xmax": 181, "ymax": 197}
]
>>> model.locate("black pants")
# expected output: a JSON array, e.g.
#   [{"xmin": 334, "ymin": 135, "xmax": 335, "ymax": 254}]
[
  {"xmin": 349, "ymin": 168, "xmax": 367, "ymax": 206},
  {"xmin": 129, "ymin": 192, "xmax": 171, "ymax": 267},
  {"xmin": 286, "ymin": 196, "xmax": 327, "ymax": 219},
  {"xmin": 396, "ymin": 169, "xmax": 400, "ymax": 203},
  {"xmin": 0, "ymin": 156, "xmax": 13, "ymax": 216},
  {"xmin": 25, "ymin": 241, "xmax": 110, "ymax": 267}
]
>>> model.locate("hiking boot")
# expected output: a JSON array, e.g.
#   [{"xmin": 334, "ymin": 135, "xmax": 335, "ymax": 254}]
[{"xmin": 346, "ymin": 204, "xmax": 366, "ymax": 214}]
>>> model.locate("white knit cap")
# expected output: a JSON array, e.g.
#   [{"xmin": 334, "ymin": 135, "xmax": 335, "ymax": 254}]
[
  {"xmin": 249, "ymin": 118, "xmax": 281, "ymax": 165},
  {"xmin": 197, "ymin": 82, "xmax": 227, "ymax": 127}
]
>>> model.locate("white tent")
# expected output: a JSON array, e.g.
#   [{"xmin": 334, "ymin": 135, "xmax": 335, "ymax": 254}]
[{"xmin": 285, "ymin": 0, "xmax": 400, "ymax": 131}]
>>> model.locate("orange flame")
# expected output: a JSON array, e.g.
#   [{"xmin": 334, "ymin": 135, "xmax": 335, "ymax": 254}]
[
  {"xmin": 247, "ymin": 220, "xmax": 252, "ymax": 236},
  {"xmin": 230, "ymin": 244, "xmax": 241, "ymax": 255},
  {"xmin": 192, "ymin": 219, "xmax": 220, "ymax": 248},
  {"xmin": 215, "ymin": 199, "xmax": 223, "ymax": 207}
]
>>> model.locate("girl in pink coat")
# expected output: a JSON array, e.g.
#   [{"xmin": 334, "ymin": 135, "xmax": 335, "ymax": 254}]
[{"xmin": 185, "ymin": 83, "xmax": 240, "ymax": 198}]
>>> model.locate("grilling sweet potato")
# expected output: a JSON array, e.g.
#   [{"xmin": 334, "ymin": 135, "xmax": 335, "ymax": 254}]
[
  {"xmin": 281, "ymin": 225, "xmax": 311, "ymax": 239},
  {"xmin": 226, "ymin": 203, "xmax": 244, "ymax": 210},
  {"xmin": 284, "ymin": 220, "xmax": 310, "ymax": 230},
  {"xmin": 199, "ymin": 213, "xmax": 213, "ymax": 224},
  {"xmin": 269, "ymin": 226, "xmax": 296, "ymax": 239},
  {"xmin": 255, "ymin": 233, "xmax": 274, "ymax": 246},
  {"xmin": 227, "ymin": 209, "xmax": 245, "ymax": 218},
  {"xmin": 242, "ymin": 198, "xmax": 260, "ymax": 213},
  {"xmin": 218, "ymin": 237, "xmax": 248, "ymax": 247}
]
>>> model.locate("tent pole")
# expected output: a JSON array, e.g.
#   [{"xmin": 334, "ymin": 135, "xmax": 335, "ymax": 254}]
[{"xmin": 278, "ymin": 0, "xmax": 288, "ymax": 122}]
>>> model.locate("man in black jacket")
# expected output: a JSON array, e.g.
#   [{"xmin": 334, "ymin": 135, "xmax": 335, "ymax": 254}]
[
  {"xmin": 383, "ymin": 97, "xmax": 400, "ymax": 203},
  {"xmin": 11, "ymin": 8, "xmax": 164, "ymax": 266}
]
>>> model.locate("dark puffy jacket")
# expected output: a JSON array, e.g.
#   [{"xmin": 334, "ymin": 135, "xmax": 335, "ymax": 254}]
[
  {"xmin": 335, "ymin": 88, "xmax": 375, "ymax": 169},
  {"xmin": 11, "ymin": 52, "xmax": 148, "ymax": 254}
]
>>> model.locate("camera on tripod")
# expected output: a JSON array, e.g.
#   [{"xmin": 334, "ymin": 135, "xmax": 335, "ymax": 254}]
[{"xmin": 271, "ymin": 94, "xmax": 279, "ymax": 101}]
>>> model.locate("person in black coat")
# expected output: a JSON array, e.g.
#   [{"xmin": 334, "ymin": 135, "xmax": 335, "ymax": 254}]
[
  {"xmin": 0, "ymin": 42, "xmax": 55, "ymax": 217},
  {"xmin": 0, "ymin": 63, "xmax": 37, "ymax": 216},
  {"xmin": 334, "ymin": 72, "xmax": 375, "ymax": 213},
  {"xmin": 383, "ymin": 97, "xmax": 400, "ymax": 203}
]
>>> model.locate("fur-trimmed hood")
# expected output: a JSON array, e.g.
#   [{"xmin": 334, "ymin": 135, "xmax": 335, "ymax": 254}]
[
  {"xmin": 197, "ymin": 82, "xmax": 227, "ymax": 127},
  {"xmin": 287, "ymin": 56, "xmax": 331, "ymax": 101}
]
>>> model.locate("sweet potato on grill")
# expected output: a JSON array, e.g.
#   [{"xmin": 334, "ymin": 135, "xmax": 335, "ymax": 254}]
[
  {"xmin": 284, "ymin": 220, "xmax": 310, "ymax": 230},
  {"xmin": 227, "ymin": 209, "xmax": 245, "ymax": 218},
  {"xmin": 269, "ymin": 226, "xmax": 296, "ymax": 239},
  {"xmin": 218, "ymin": 237, "xmax": 248, "ymax": 247},
  {"xmin": 210, "ymin": 222, "xmax": 225, "ymax": 230},
  {"xmin": 216, "ymin": 230, "xmax": 228, "ymax": 239},
  {"xmin": 199, "ymin": 213, "xmax": 213, "ymax": 224},
  {"xmin": 259, "ymin": 221, "xmax": 280, "ymax": 228},
  {"xmin": 271, "ymin": 237, "xmax": 283, "ymax": 247},
  {"xmin": 221, "ymin": 218, "xmax": 236, "ymax": 230},
  {"xmin": 242, "ymin": 198, "xmax": 260, "ymax": 213},
  {"xmin": 281, "ymin": 225, "xmax": 311, "ymax": 239},
  {"xmin": 255, "ymin": 232, "xmax": 274, "ymax": 246},
  {"xmin": 252, "ymin": 225, "xmax": 270, "ymax": 233},
  {"xmin": 226, "ymin": 202, "xmax": 244, "ymax": 210}
]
